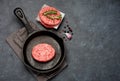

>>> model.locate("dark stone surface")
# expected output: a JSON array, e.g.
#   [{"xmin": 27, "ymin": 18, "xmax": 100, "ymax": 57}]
[{"xmin": 0, "ymin": 0, "xmax": 120, "ymax": 81}]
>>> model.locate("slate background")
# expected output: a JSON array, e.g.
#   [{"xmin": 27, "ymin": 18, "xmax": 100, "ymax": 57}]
[{"xmin": 0, "ymin": 0, "xmax": 120, "ymax": 81}]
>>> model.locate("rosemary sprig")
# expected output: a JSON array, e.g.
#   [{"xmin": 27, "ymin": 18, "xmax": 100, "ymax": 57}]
[
  {"xmin": 43, "ymin": 10, "xmax": 62, "ymax": 20},
  {"xmin": 46, "ymin": 15, "xmax": 62, "ymax": 20},
  {"xmin": 43, "ymin": 10, "xmax": 57, "ymax": 16}
]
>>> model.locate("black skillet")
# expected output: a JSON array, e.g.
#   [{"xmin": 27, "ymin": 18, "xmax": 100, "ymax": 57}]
[{"xmin": 14, "ymin": 7, "xmax": 65, "ymax": 73}]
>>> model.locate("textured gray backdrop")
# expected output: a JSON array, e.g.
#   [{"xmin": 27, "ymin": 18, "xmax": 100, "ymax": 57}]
[{"xmin": 0, "ymin": 0, "xmax": 120, "ymax": 81}]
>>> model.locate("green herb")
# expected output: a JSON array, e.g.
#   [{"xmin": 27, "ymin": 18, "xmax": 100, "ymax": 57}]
[
  {"xmin": 46, "ymin": 15, "xmax": 62, "ymax": 20},
  {"xmin": 43, "ymin": 10, "xmax": 57, "ymax": 16},
  {"xmin": 43, "ymin": 10, "xmax": 62, "ymax": 20},
  {"xmin": 54, "ymin": 15, "xmax": 62, "ymax": 19}
]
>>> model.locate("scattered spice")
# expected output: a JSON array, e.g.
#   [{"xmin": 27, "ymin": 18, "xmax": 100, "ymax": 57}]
[
  {"xmin": 63, "ymin": 36, "xmax": 65, "ymax": 39},
  {"xmin": 68, "ymin": 27, "xmax": 73, "ymax": 32},
  {"xmin": 58, "ymin": 20, "xmax": 74, "ymax": 41},
  {"xmin": 67, "ymin": 25, "xmax": 69, "ymax": 27},
  {"xmin": 64, "ymin": 26, "xmax": 66, "ymax": 28},
  {"xmin": 64, "ymin": 30, "xmax": 67, "ymax": 33},
  {"xmin": 67, "ymin": 31, "xmax": 69, "ymax": 33}
]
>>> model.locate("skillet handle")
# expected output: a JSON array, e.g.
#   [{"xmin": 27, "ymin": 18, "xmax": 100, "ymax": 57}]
[{"xmin": 14, "ymin": 7, "xmax": 34, "ymax": 34}]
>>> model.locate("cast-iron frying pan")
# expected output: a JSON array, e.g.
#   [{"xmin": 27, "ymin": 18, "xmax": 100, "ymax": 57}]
[{"xmin": 14, "ymin": 7, "xmax": 65, "ymax": 73}]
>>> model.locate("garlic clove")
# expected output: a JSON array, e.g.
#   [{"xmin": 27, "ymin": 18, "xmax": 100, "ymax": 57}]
[{"xmin": 65, "ymin": 33, "xmax": 72, "ymax": 40}]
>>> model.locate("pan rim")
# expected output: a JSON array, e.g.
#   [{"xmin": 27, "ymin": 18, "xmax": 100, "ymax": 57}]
[{"xmin": 22, "ymin": 30, "xmax": 66, "ymax": 73}]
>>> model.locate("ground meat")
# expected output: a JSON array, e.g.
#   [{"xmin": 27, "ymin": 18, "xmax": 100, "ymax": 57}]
[
  {"xmin": 39, "ymin": 6, "xmax": 61, "ymax": 27},
  {"xmin": 32, "ymin": 43, "xmax": 55, "ymax": 62}
]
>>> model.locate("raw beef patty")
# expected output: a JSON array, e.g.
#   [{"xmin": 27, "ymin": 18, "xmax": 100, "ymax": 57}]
[{"xmin": 32, "ymin": 43, "xmax": 55, "ymax": 62}]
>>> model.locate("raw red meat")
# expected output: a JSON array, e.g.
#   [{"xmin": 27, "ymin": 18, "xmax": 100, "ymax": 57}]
[
  {"xmin": 39, "ymin": 6, "xmax": 61, "ymax": 28},
  {"xmin": 40, "ymin": 19, "xmax": 56, "ymax": 28},
  {"xmin": 32, "ymin": 43, "xmax": 55, "ymax": 62}
]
